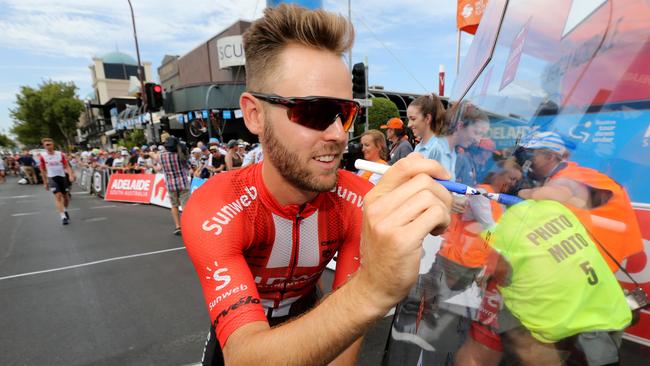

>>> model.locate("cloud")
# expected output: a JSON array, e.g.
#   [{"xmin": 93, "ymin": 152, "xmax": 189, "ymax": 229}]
[{"xmin": 0, "ymin": 0, "xmax": 265, "ymax": 59}]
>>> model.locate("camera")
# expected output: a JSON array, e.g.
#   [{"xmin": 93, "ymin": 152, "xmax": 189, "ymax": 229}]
[
  {"xmin": 342, "ymin": 140, "xmax": 363, "ymax": 172},
  {"xmin": 626, "ymin": 287, "xmax": 650, "ymax": 311}
]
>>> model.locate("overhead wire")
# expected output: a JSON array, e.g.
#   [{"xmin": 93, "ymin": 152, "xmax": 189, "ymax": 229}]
[{"xmin": 353, "ymin": 13, "xmax": 430, "ymax": 93}]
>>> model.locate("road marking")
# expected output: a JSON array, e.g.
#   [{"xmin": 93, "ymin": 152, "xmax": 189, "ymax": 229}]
[
  {"xmin": 71, "ymin": 192, "xmax": 89, "ymax": 195},
  {"xmin": 0, "ymin": 247, "xmax": 186, "ymax": 281},
  {"xmin": 130, "ymin": 203, "xmax": 140, "ymax": 206},
  {"xmin": 67, "ymin": 208, "xmax": 81, "ymax": 211},
  {"xmin": 0, "ymin": 195, "xmax": 35, "ymax": 199},
  {"xmin": 11, "ymin": 212, "xmax": 41, "ymax": 217},
  {"xmin": 16, "ymin": 200, "xmax": 38, "ymax": 203},
  {"xmin": 90, "ymin": 205, "xmax": 117, "ymax": 209},
  {"xmin": 84, "ymin": 217, "xmax": 107, "ymax": 222}
]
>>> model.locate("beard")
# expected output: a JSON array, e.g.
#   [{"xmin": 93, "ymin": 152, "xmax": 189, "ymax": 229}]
[{"xmin": 261, "ymin": 118, "xmax": 344, "ymax": 192}]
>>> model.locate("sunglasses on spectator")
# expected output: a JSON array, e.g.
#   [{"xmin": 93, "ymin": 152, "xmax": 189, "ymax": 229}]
[{"xmin": 250, "ymin": 92, "xmax": 360, "ymax": 132}]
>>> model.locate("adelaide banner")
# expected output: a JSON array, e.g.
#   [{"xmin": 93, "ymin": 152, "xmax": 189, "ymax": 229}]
[{"xmin": 104, "ymin": 173, "xmax": 156, "ymax": 204}]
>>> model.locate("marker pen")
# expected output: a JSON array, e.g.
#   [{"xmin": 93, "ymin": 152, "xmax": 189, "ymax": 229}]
[
  {"xmin": 354, "ymin": 159, "xmax": 480, "ymax": 195},
  {"xmin": 482, "ymin": 192, "xmax": 524, "ymax": 206}
]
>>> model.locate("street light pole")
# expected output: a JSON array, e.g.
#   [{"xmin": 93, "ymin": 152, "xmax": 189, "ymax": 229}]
[
  {"xmin": 205, "ymin": 84, "xmax": 221, "ymax": 142},
  {"xmin": 127, "ymin": 0, "xmax": 145, "ymax": 108},
  {"xmin": 127, "ymin": 0, "xmax": 154, "ymax": 142}
]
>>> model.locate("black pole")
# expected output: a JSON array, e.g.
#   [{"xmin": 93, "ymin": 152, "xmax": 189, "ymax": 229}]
[{"xmin": 127, "ymin": 0, "xmax": 155, "ymax": 143}]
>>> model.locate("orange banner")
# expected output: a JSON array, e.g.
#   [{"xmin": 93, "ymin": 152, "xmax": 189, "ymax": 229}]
[{"xmin": 457, "ymin": 0, "xmax": 488, "ymax": 34}]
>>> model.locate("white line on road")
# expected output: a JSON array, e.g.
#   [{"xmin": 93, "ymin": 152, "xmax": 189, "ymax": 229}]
[
  {"xmin": 84, "ymin": 217, "xmax": 108, "ymax": 222},
  {"xmin": 90, "ymin": 205, "xmax": 117, "ymax": 209},
  {"xmin": 67, "ymin": 208, "xmax": 81, "ymax": 211},
  {"xmin": 0, "ymin": 195, "xmax": 35, "ymax": 199},
  {"xmin": 11, "ymin": 212, "xmax": 41, "ymax": 217},
  {"xmin": 16, "ymin": 200, "xmax": 38, "ymax": 203},
  {"xmin": 71, "ymin": 192, "xmax": 90, "ymax": 195},
  {"xmin": 0, "ymin": 247, "xmax": 186, "ymax": 281}
]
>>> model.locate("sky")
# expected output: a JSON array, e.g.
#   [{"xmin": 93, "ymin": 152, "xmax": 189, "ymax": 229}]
[{"xmin": 0, "ymin": 0, "xmax": 473, "ymax": 139}]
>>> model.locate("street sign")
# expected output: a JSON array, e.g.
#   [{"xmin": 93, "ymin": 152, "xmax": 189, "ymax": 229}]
[{"xmin": 355, "ymin": 98, "xmax": 373, "ymax": 108}]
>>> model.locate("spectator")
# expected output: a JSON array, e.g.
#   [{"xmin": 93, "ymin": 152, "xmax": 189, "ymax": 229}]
[
  {"xmin": 356, "ymin": 129, "xmax": 388, "ymax": 185},
  {"xmin": 137, "ymin": 149, "xmax": 153, "ymax": 173},
  {"xmin": 225, "ymin": 139, "xmax": 243, "ymax": 171},
  {"xmin": 455, "ymin": 138, "xmax": 500, "ymax": 186},
  {"xmin": 189, "ymin": 147, "xmax": 202, "ymax": 174},
  {"xmin": 160, "ymin": 131, "xmax": 170, "ymax": 143},
  {"xmin": 126, "ymin": 148, "xmax": 140, "ymax": 173},
  {"xmin": 0, "ymin": 155, "xmax": 5, "ymax": 183},
  {"xmin": 381, "ymin": 117, "xmax": 413, "ymax": 165},
  {"xmin": 159, "ymin": 136, "xmax": 190, "ymax": 235},
  {"xmin": 407, "ymin": 94, "xmax": 447, "ymax": 160},
  {"xmin": 242, "ymin": 143, "xmax": 264, "ymax": 167},
  {"xmin": 111, "ymin": 150, "xmax": 128, "ymax": 171},
  {"xmin": 18, "ymin": 149, "xmax": 38, "ymax": 184},
  {"xmin": 208, "ymin": 145, "xmax": 226, "ymax": 175}
]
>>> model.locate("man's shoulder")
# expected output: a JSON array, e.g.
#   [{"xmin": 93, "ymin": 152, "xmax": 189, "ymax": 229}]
[
  {"xmin": 183, "ymin": 165, "xmax": 261, "ymax": 235},
  {"xmin": 188, "ymin": 165, "xmax": 258, "ymax": 202}
]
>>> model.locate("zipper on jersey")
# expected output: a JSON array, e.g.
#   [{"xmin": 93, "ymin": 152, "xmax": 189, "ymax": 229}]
[{"xmin": 278, "ymin": 205, "xmax": 305, "ymax": 305}]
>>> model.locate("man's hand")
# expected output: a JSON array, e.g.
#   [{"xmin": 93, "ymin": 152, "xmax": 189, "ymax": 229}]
[
  {"xmin": 44, "ymin": 183, "xmax": 49, "ymax": 191},
  {"xmin": 69, "ymin": 175, "xmax": 76, "ymax": 183},
  {"xmin": 356, "ymin": 153, "xmax": 452, "ymax": 313}
]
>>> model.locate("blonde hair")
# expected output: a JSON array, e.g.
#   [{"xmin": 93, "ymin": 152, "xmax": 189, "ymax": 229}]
[
  {"xmin": 361, "ymin": 129, "xmax": 388, "ymax": 161},
  {"xmin": 243, "ymin": 4, "xmax": 354, "ymax": 92}
]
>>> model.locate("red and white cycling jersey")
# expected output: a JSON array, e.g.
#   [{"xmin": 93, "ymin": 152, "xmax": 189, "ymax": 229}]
[
  {"xmin": 181, "ymin": 162, "xmax": 372, "ymax": 347},
  {"xmin": 39, "ymin": 151, "xmax": 67, "ymax": 178}
]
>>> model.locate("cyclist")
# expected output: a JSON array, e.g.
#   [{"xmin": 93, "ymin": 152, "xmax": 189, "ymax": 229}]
[
  {"xmin": 181, "ymin": 5, "xmax": 452, "ymax": 365},
  {"xmin": 39, "ymin": 138, "xmax": 76, "ymax": 225}
]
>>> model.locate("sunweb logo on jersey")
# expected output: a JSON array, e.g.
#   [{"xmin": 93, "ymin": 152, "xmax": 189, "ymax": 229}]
[{"xmin": 206, "ymin": 261, "xmax": 231, "ymax": 291}]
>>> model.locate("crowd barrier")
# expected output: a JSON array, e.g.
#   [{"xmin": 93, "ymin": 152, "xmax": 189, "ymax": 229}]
[
  {"xmin": 77, "ymin": 167, "xmax": 109, "ymax": 197},
  {"xmin": 102, "ymin": 172, "xmax": 207, "ymax": 208}
]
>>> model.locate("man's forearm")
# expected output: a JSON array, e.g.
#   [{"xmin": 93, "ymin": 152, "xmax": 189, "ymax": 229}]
[{"xmin": 225, "ymin": 273, "xmax": 385, "ymax": 365}]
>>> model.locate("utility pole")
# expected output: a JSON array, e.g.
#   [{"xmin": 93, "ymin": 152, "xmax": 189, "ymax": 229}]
[
  {"xmin": 348, "ymin": 0, "xmax": 352, "ymax": 70},
  {"xmin": 364, "ymin": 56, "xmax": 369, "ymax": 132},
  {"xmin": 127, "ymin": 0, "xmax": 155, "ymax": 143}
]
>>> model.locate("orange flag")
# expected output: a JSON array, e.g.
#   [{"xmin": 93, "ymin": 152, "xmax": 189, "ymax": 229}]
[{"xmin": 457, "ymin": 0, "xmax": 488, "ymax": 35}]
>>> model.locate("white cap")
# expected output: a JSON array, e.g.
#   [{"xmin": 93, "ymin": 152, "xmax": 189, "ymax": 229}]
[{"xmin": 521, "ymin": 131, "xmax": 567, "ymax": 154}]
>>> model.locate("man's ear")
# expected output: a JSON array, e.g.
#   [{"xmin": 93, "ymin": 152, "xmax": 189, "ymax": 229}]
[{"xmin": 240, "ymin": 92, "xmax": 264, "ymax": 135}]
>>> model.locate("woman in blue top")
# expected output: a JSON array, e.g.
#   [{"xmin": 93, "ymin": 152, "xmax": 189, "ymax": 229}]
[
  {"xmin": 430, "ymin": 102, "xmax": 490, "ymax": 181},
  {"xmin": 407, "ymin": 94, "xmax": 447, "ymax": 160}
]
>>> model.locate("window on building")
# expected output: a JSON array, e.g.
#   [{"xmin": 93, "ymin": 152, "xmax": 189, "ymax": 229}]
[{"xmin": 103, "ymin": 63, "xmax": 143, "ymax": 80}]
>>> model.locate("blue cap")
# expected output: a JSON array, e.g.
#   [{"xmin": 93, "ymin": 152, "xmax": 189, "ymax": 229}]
[{"xmin": 209, "ymin": 137, "xmax": 220, "ymax": 145}]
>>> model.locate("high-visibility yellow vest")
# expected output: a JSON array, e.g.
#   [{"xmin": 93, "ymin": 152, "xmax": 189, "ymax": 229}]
[{"xmin": 487, "ymin": 200, "xmax": 631, "ymax": 342}]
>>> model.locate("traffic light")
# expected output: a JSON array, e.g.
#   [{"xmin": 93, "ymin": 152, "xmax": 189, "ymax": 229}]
[
  {"xmin": 160, "ymin": 116, "xmax": 170, "ymax": 131},
  {"xmin": 144, "ymin": 82, "xmax": 164, "ymax": 112},
  {"xmin": 352, "ymin": 62, "xmax": 366, "ymax": 100}
]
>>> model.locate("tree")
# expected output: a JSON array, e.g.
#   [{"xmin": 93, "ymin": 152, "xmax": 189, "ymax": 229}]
[
  {"xmin": 117, "ymin": 129, "xmax": 146, "ymax": 149},
  {"xmin": 0, "ymin": 133, "xmax": 17, "ymax": 148},
  {"xmin": 355, "ymin": 97, "xmax": 400, "ymax": 135},
  {"xmin": 10, "ymin": 80, "xmax": 84, "ymax": 149}
]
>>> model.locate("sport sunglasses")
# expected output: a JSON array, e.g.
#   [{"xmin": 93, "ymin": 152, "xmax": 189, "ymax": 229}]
[{"xmin": 250, "ymin": 92, "xmax": 361, "ymax": 132}]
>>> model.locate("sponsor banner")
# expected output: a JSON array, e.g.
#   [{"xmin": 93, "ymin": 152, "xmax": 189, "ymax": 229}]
[
  {"xmin": 190, "ymin": 177, "xmax": 207, "ymax": 194},
  {"xmin": 104, "ymin": 173, "xmax": 155, "ymax": 203},
  {"xmin": 150, "ymin": 173, "xmax": 172, "ymax": 209},
  {"xmin": 619, "ymin": 207, "xmax": 650, "ymax": 345}
]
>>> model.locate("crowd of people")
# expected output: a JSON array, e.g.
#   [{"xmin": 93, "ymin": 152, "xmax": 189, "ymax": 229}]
[{"xmin": 2, "ymin": 4, "xmax": 645, "ymax": 365}]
